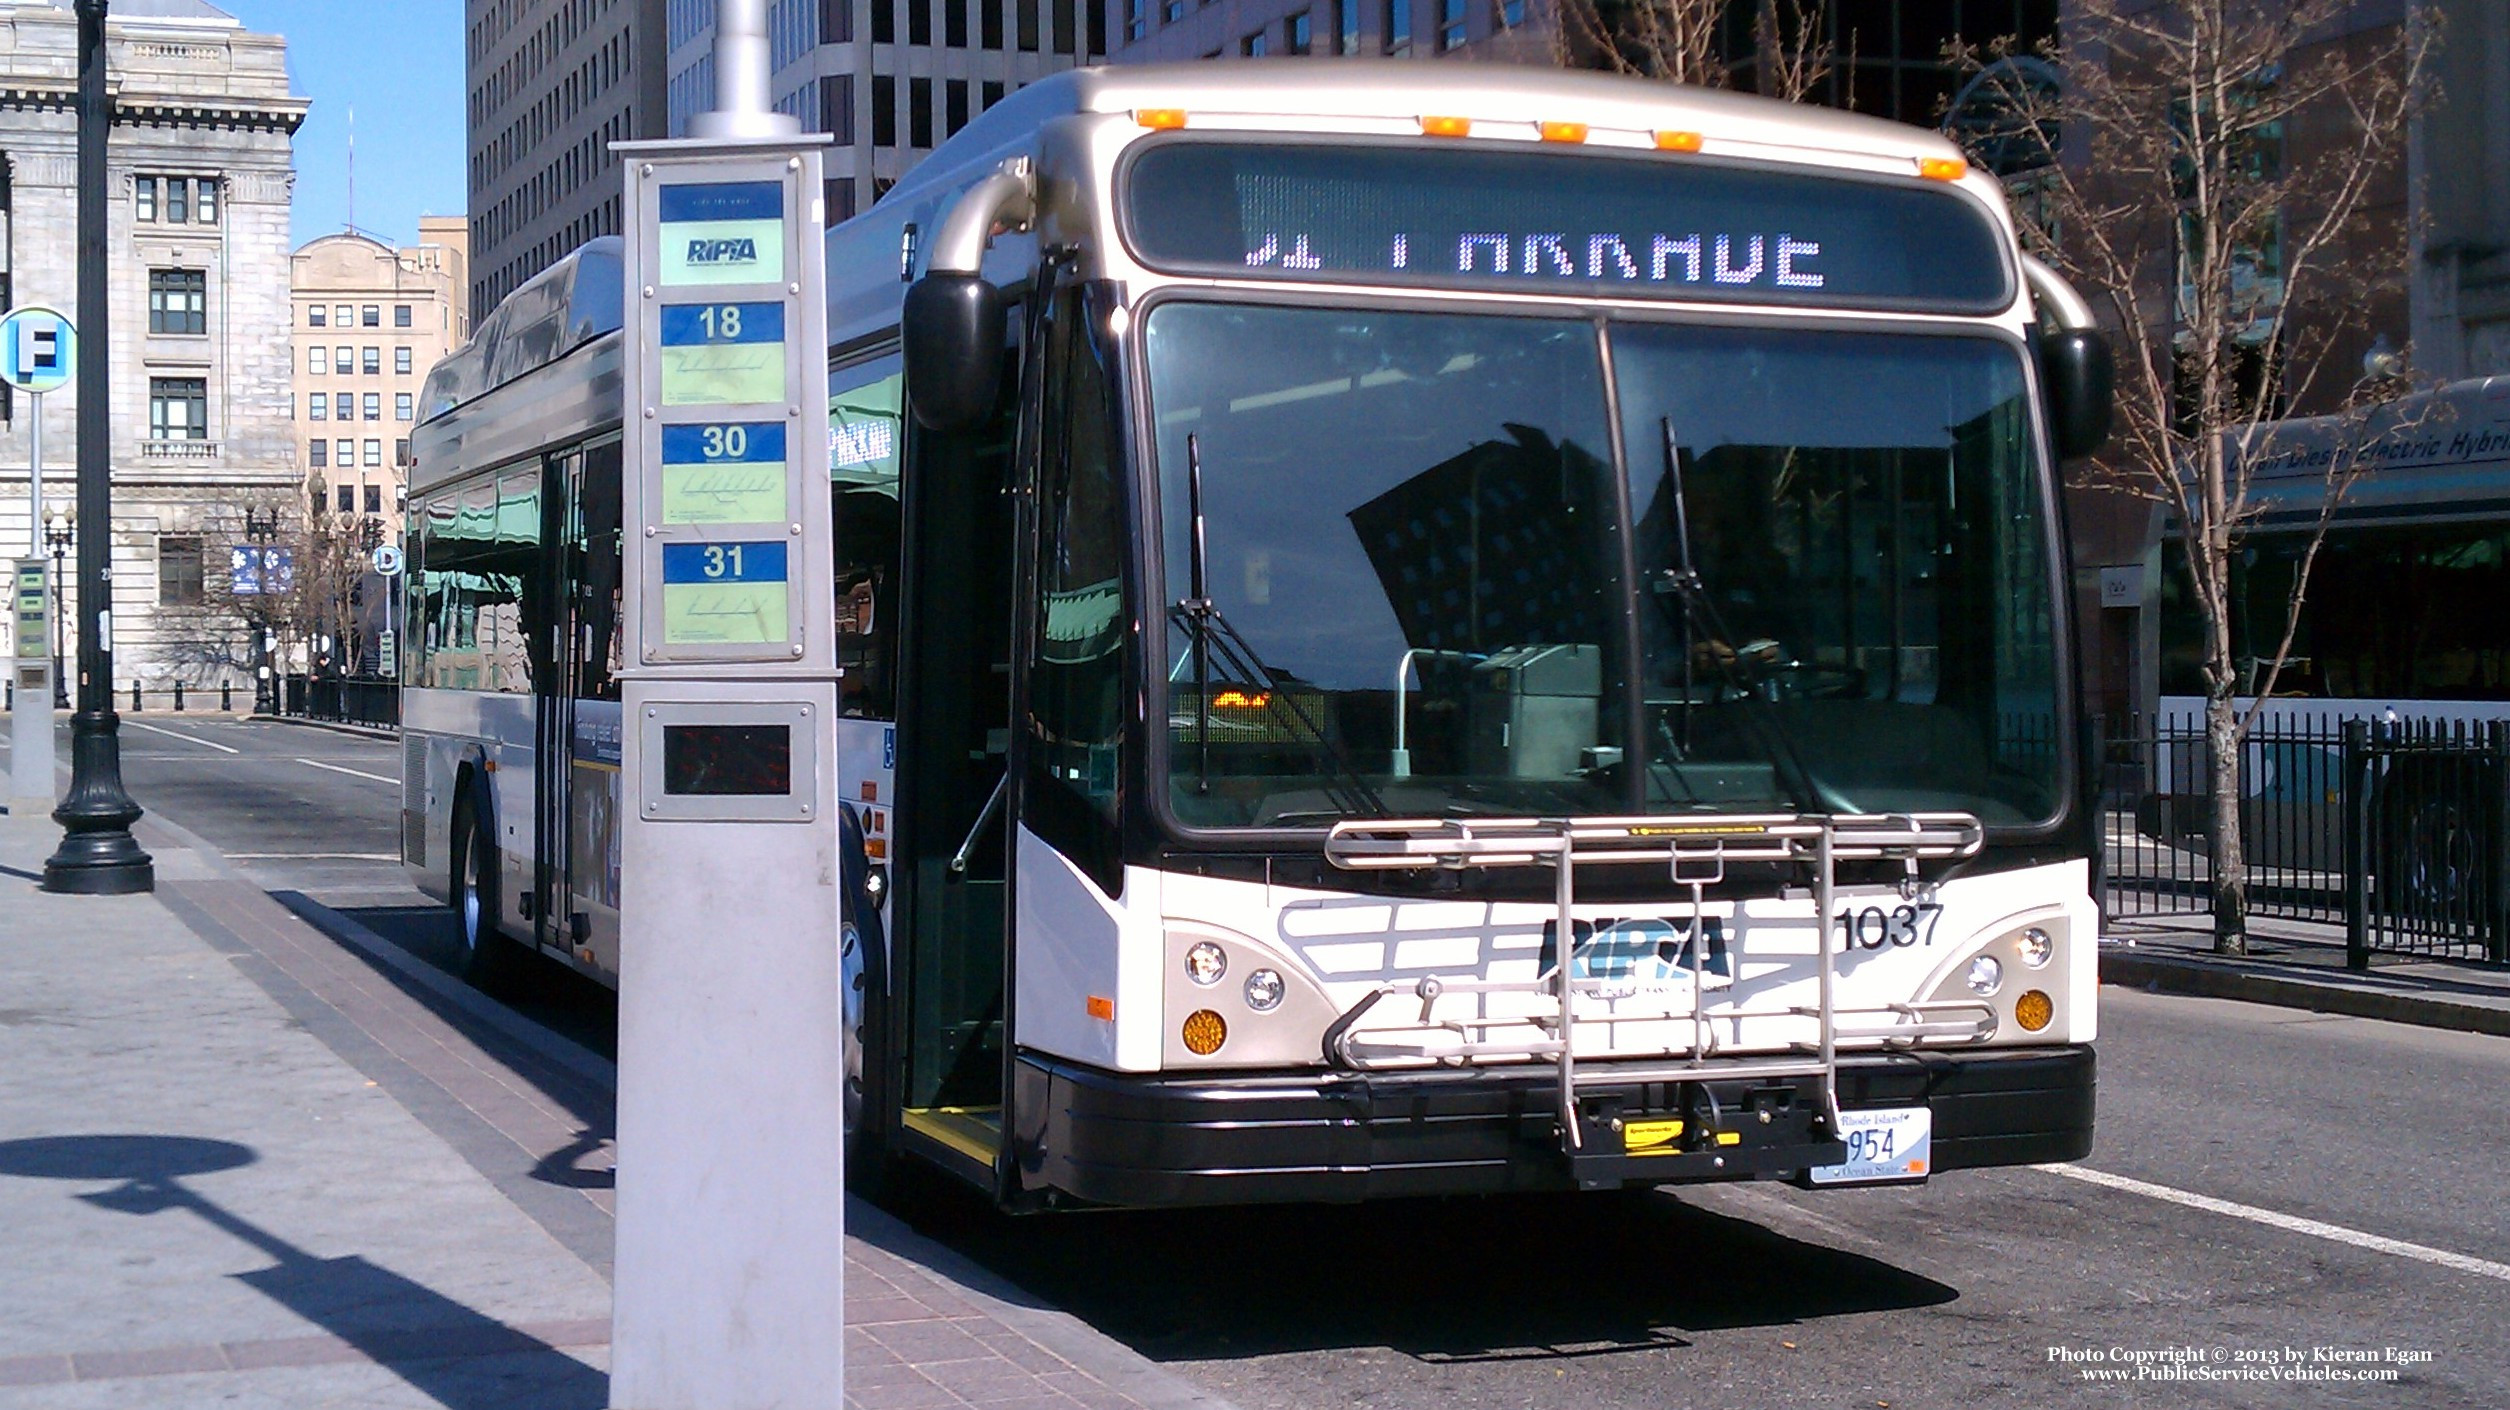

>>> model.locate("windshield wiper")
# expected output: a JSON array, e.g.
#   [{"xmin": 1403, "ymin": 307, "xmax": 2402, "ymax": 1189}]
[
  {"xmin": 1653, "ymin": 417, "xmax": 1855, "ymax": 816},
  {"xmin": 1174, "ymin": 433, "xmax": 1389, "ymax": 818}
]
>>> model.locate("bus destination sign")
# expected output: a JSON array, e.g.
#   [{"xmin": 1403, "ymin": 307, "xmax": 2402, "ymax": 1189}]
[
  {"xmin": 658, "ymin": 181, "xmax": 787, "ymax": 286},
  {"xmin": 1123, "ymin": 142, "xmax": 2013, "ymax": 313}
]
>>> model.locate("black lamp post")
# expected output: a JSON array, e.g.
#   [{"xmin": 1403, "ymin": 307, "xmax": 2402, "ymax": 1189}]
[
  {"xmin": 43, "ymin": 508, "xmax": 71, "ymax": 709},
  {"xmin": 44, "ymin": 0, "xmax": 153, "ymax": 895},
  {"xmin": 242, "ymin": 506, "xmax": 280, "ymax": 712}
]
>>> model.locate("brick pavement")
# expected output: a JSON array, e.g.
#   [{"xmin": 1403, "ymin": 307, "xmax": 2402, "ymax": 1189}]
[{"xmin": 0, "ymin": 807, "xmax": 1231, "ymax": 1410}]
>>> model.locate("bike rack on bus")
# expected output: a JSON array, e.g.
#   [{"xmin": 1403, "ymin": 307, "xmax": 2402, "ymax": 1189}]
[{"xmin": 1321, "ymin": 811, "xmax": 1987, "ymax": 1176}]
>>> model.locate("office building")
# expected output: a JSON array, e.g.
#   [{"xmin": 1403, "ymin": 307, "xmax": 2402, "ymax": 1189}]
[
  {"xmin": 290, "ymin": 217, "xmax": 471, "ymax": 540},
  {"xmin": 663, "ymin": 0, "xmax": 1105, "ymax": 222},
  {"xmin": 466, "ymin": 0, "xmax": 667, "ymax": 323},
  {"xmin": 0, "ymin": 0, "xmax": 306, "ymax": 691}
]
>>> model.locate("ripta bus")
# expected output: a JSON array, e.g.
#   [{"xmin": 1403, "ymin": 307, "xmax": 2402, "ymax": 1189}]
[{"xmin": 404, "ymin": 61, "xmax": 2112, "ymax": 1209}]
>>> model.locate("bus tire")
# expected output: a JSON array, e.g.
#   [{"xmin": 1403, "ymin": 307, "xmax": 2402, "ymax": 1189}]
[
  {"xmin": 449, "ymin": 788, "xmax": 519, "ymax": 987},
  {"xmin": 842, "ymin": 806, "xmax": 903, "ymax": 1200}
]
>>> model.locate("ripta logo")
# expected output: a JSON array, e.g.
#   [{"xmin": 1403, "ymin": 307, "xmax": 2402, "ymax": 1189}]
[
  {"xmin": 685, "ymin": 237, "xmax": 759, "ymax": 266},
  {"xmin": 1539, "ymin": 914, "xmax": 1733, "ymax": 991}
]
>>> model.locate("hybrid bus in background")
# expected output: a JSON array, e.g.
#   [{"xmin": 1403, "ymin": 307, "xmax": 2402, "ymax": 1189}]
[{"xmin": 403, "ymin": 63, "xmax": 2112, "ymax": 1208}]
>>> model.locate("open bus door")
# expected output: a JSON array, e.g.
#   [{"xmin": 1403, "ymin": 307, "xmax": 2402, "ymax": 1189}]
[{"xmin": 886, "ymin": 313, "xmax": 1027, "ymax": 1190}]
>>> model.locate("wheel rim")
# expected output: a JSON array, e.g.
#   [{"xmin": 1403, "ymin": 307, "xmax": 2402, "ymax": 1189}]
[
  {"xmin": 459, "ymin": 825, "xmax": 484, "ymax": 952},
  {"xmin": 840, "ymin": 921, "xmax": 864, "ymax": 1139}
]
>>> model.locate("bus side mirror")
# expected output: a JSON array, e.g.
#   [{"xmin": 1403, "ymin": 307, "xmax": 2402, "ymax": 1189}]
[
  {"xmin": 2044, "ymin": 330, "xmax": 2114, "ymax": 460},
  {"xmin": 903, "ymin": 272, "xmax": 1004, "ymax": 433}
]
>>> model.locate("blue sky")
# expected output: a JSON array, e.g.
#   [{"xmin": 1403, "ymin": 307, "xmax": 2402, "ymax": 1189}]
[{"xmin": 218, "ymin": 0, "xmax": 467, "ymax": 249}]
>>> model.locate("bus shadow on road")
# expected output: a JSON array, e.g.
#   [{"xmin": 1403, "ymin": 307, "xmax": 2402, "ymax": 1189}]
[{"xmin": 892, "ymin": 1181, "xmax": 1957, "ymax": 1364}]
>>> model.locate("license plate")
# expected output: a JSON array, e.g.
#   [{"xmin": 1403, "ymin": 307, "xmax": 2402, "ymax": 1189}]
[{"xmin": 1809, "ymin": 1107, "xmax": 1932, "ymax": 1185}]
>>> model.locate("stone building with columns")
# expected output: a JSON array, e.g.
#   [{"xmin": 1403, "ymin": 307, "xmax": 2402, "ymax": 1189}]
[{"xmin": 0, "ymin": 0, "xmax": 304, "ymax": 695}]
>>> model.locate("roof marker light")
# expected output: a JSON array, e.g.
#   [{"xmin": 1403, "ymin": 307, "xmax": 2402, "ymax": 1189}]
[
  {"xmin": 1134, "ymin": 108, "xmax": 1187, "ymax": 130},
  {"xmin": 1918, "ymin": 156, "xmax": 1968, "ymax": 181},
  {"xmin": 1538, "ymin": 121, "xmax": 1589, "ymax": 144},
  {"xmin": 1654, "ymin": 130, "xmax": 1705, "ymax": 153},
  {"xmin": 1420, "ymin": 114, "xmax": 1473, "ymax": 138}
]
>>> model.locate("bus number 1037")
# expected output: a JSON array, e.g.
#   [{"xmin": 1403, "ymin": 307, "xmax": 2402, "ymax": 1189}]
[{"xmin": 1833, "ymin": 902, "xmax": 1943, "ymax": 950}]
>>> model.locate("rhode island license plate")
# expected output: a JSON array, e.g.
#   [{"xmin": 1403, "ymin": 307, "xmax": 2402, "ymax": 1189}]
[{"xmin": 1809, "ymin": 1107, "xmax": 1932, "ymax": 1185}]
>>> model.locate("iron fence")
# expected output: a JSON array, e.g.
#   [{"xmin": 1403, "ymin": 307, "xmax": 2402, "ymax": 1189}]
[
  {"xmin": 2100, "ymin": 712, "xmax": 2510, "ymax": 967},
  {"xmin": 2342, "ymin": 718, "xmax": 2510, "ymax": 966},
  {"xmin": 286, "ymin": 675, "xmax": 400, "ymax": 730},
  {"xmin": 2099, "ymin": 712, "xmax": 2351, "ymax": 928}
]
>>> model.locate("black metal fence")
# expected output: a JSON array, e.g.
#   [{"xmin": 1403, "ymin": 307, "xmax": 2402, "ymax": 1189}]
[
  {"xmin": 2101, "ymin": 712, "xmax": 2510, "ymax": 967},
  {"xmin": 280, "ymin": 675, "xmax": 400, "ymax": 730}
]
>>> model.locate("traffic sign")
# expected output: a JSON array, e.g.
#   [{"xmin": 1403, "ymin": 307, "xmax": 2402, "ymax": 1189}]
[
  {"xmin": 0, "ymin": 307, "xmax": 75, "ymax": 394},
  {"xmin": 372, "ymin": 543, "xmax": 405, "ymax": 577}
]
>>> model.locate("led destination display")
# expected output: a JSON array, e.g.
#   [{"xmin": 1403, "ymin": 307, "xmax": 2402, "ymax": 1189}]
[{"xmin": 1123, "ymin": 142, "xmax": 2013, "ymax": 312}]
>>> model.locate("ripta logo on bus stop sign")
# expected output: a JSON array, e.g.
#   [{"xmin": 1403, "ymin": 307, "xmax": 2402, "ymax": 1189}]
[{"xmin": 686, "ymin": 237, "xmax": 760, "ymax": 268}]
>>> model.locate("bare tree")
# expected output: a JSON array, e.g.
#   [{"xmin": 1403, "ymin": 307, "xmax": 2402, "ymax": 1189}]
[
  {"xmin": 1959, "ymin": 1, "xmax": 2434, "ymax": 952},
  {"xmin": 1553, "ymin": 0, "xmax": 1832, "ymax": 101}
]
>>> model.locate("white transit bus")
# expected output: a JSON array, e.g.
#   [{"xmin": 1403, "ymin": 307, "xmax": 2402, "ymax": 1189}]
[{"xmin": 405, "ymin": 64, "xmax": 2112, "ymax": 1207}]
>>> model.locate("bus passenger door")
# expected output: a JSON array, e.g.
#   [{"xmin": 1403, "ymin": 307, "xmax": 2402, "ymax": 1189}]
[
  {"xmin": 889, "ymin": 328, "xmax": 1024, "ymax": 1182},
  {"xmin": 531, "ymin": 448, "xmax": 584, "ymax": 962}
]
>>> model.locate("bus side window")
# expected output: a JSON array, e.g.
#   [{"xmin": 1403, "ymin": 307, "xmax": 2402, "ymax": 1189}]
[
  {"xmin": 830, "ymin": 355, "xmax": 905, "ymax": 717},
  {"xmin": 406, "ymin": 505, "xmax": 429, "ymax": 688},
  {"xmin": 1024, "ymin": 285, "xmax": 1127, "ymax": 891},
  {"xmin": 577, "ymin": 441, "xmax": 624, "ymax": 703},
  {"xmin": 486, "ymin": 470, "xmax": 543, "ymax": 695}
]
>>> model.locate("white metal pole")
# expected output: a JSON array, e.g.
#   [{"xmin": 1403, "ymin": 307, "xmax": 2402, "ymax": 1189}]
[
  {"xmin": 26, "ymin": 391, "xmax": 38, "ymax": 561},
  {"xmin": 11, "ymin": 390, "xmax": 54, "ymax": 811}
]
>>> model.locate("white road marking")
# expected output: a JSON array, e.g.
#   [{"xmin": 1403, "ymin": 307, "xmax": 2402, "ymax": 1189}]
[
  {"xmin": 2038, "ymin": 1163, "xmax": 2510, "ymax": 1284},
  {"xmin": 125, "ymin": 720, "xmax": 241, "ymax": 754},
  {"xmin": 226, "ymin": 852, "xmax": 400, "ymax": 862},
  {"xmin": 297, "ymin": 757, "xmax": 398, "ymax": 786}
]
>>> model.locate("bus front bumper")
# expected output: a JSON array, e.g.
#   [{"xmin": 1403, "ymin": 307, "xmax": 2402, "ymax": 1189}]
[{"xmin": 1010, "ymin": 1045, "xmax": 2094, "ymax": 1208}]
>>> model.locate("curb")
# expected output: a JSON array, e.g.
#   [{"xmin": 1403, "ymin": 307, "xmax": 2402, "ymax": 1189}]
[
  {"xmin": 249, "ymin": 713, "xmax": 400, "ymax": 741},
  {"xmin": 2101, "ymin": 950, "xmax": 2510, "ymax": 1039}
]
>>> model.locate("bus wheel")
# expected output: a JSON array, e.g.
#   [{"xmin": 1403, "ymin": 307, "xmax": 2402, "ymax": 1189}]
[
  {"xmin": 844, "ymin": 918, "xmax": 902, "ymax": 1201},
  {"xmin": 449, "ymin": 794, "xmax": 517, "ymax": 986}
]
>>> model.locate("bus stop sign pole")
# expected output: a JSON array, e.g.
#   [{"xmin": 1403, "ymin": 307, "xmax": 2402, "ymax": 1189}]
[
  {"xmin": 2, "ymin": 306, "xmax": 72, "ymax": 816},
  {"xmin": 610, "ymin": 3, "xmax": 841, "ymax": 1402}
]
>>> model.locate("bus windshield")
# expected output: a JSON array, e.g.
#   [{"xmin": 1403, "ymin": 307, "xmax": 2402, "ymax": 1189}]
[{"xmin": 1145, "ymin": 302, "xmax": 2064, "ymax": 831}]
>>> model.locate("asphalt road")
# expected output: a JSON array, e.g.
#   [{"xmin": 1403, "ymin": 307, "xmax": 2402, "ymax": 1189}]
[{"xmin": 44, "ymin": 712, "xmax": 2510, "ymax": 1408}]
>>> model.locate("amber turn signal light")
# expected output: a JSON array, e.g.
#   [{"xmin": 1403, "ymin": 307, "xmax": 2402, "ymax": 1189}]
[
  {"xmin": 1182, "ymin": 1009, "xmax": 1228, "ymax": 1055},
  {"xmin": 2015, "ymin": 990, "xmax": 2054, "ymax": 1032}
]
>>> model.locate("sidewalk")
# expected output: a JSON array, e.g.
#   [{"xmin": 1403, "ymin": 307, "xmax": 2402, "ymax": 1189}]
[
  {"xmin": 0, "ymin": 809, "xmax": 1233, "ymax": 1410},
  {"xmin": 2101, "ymin": 913, "xmax": 2510, "ymax": 1038}
]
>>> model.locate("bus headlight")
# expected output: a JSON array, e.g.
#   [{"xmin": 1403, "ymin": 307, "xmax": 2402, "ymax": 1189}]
[
  {"xmin": 2017, "ymin": 927, "xmax": 2052, "ymax": 968},
  {"xmin": 1184, "ymin": 941, "xmax": 1227, "ymax": 987},
  {"xmin": 1243, "ymin": 968, "xmax": 1285, "ymax": 1012},
  {"xmin": 1965, "ymin": 955, "xmax": 2003, "ymax": 996}
]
